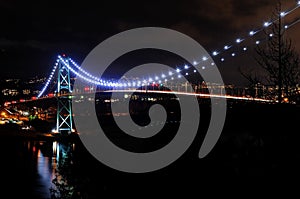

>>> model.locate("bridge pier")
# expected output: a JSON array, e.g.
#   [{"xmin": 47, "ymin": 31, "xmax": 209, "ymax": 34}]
[{"xmin": 55, "ymin": 56, "xmax": 74, "ymax": 135}]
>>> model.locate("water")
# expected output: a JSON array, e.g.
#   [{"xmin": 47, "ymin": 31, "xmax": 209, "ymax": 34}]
[{"xmin": 0, "ymin": 138, "xmax": 69, "ymax": 199}]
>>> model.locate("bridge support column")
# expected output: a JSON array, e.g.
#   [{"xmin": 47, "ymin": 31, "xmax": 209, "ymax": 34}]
[{"xmin": 56, "ymin": 57, "xmax": 73, "ymax": 135}]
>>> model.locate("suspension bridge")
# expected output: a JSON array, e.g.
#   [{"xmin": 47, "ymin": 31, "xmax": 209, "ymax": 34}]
[{"xmin": 5, "ymin": 1, "xmax": 300, "ymax": 134}]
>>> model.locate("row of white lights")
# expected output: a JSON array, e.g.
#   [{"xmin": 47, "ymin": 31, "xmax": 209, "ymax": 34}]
[
  {"xmin": 37, "ymin": 1, "xmax": 300, "ymax": 97},
  {"xmin": 65, "ymin": 2, "xmax": 300, "ymax": 86},
  {"xmin": 37, "ymin": 60, "xmax": 59, "ymax": 98},
  {"xmin": 59, "ymin": 56, "xmax": 198, "ymax": 88},
  {"xmin": 211, "ymin": 1, "xmax": 300, "ymax": 62}
]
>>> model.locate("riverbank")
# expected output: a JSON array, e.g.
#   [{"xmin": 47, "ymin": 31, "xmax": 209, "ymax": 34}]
[{"xmin": 0, "ymin": 126, "xmax": 80, "ymax": 142}]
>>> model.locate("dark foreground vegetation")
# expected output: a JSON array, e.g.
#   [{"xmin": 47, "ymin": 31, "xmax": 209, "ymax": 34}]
[{"xmin": 1, "ymin": 101, "xmax": 300, "ymax": 198}]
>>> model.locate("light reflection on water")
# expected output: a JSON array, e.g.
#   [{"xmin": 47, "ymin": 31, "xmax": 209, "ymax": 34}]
[{"xmin": 24, "ymin": 140, "xmax": 69, "ymax": 199}]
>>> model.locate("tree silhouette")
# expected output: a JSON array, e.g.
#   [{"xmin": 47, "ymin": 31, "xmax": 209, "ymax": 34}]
[{"xmin": 255, "ymin": 2, "xmax": 300, "ymax": 103}]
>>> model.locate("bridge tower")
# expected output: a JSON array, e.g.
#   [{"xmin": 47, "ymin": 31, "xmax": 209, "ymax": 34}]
[{"xmin": 56, "ymin": 56, "xmax": 73, "ymax": 135}]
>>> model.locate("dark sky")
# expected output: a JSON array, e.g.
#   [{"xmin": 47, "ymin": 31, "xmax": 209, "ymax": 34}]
[{"xmin": 0, "ymin": 0, "xmax": 299, "ymax": 86}]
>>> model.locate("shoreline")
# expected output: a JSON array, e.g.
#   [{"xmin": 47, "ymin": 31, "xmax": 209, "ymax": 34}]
[{"xmin": 0, "ymin": 130, "xmax": 80, "ymax": 142}]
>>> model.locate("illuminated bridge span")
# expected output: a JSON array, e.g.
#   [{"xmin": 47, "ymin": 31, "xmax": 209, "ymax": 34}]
[{"xmin": 12, "ymin": 1, "xmax": 300, "ymax": 134}]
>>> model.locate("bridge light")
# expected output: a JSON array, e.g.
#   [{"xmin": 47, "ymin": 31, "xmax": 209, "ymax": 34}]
[
  {"xmin": 280, "ymin": 12, "xmax": 286, "ymax": 17},
  {"xmin": 202, "ymin": 56, "xmax": 208, "ymax": 61},
  {"xmin": 176, "ymin": 68, "xmax": 180, "ymax": 73},
  {"xmin": 236, "ymin": 38, "xmax": 241, "ymax": 43},
  {"xmin": 184, "ymin": 65, "xmax": 189, "ymax": 69},
  {"xmin": 264, "ymin": 22, "xmax": 270, "ymax": 27},
  {"xmin": 212, "ymin": 51, "xmax": 218, "ymax": 56},
  {"xmin": 249, "ymin": 31, "xmax": 255, "ymax": 36},
  {"xmin": 193, "ymin": 61, "xmax": 198, "ymax": 65},
  {"xmin": 224, "ymin": 45, "xmax": 230, "ymax": 50}
]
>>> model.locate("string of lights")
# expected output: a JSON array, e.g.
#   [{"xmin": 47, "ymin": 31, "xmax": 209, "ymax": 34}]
[
  {"xmin": 37, "ymin": 59, "xmax": 59, "ymax": 98},
  {"xmin": 37, "ymin": 1, "xmax": 300, "ymax": 97},
  {"xmin": 69, "ymin": 2, "xmax": 300, "ymax": 82},
  {"xmin": 62, "ymin": 15, "xmax": 299, "ymax": 90},
  {"xmin": 209, "ymin": 0, "xmax": 300, "ymax": 62}
]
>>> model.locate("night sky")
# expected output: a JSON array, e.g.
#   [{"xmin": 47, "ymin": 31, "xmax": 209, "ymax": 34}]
[{"xmin": 0, "ymin": 0, "xmax": 299, "ymax": 86}]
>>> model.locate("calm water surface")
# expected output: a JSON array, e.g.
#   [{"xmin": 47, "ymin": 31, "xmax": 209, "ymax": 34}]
[{"xmin": 0, "ymin": 138, "xmax": 72, "ymax": 198}]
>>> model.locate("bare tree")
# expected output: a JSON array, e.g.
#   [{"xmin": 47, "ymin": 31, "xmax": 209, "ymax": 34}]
[
  {"xmin": 255, "ymin": 2, "xmax": 300, "ymax": 103},
  {"xmin": 238, "ymin": 66, "xmax": 262, "ymax": 98}
]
